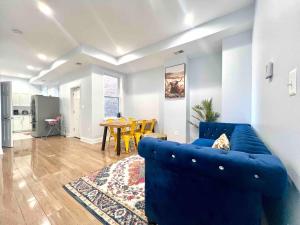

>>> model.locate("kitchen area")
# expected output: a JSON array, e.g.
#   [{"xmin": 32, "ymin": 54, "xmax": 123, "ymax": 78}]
[
  {"xmin": 0, "ymin": 75, "xmax": 61, "ymax": 148},
  {"xmin": 12, "ymin": 92, "xmax": 61, "ymax": 141},
  {"xmin": 12, "ymin": 92, "xmax": 32, "ymax": 140}
]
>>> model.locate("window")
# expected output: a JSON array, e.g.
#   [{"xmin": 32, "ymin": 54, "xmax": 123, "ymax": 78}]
[{"xmin": 103, "ymin": 75, "xmax": 119, "ymax": 117}]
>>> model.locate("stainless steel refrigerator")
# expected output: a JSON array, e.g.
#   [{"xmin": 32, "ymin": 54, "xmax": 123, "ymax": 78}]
[{"xmin": 31, "ymin": 95, "xmax": 60, "ymax": 137}]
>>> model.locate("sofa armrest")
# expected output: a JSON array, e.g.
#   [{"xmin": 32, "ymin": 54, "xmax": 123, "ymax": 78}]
[
  {"xmin": 199, "ymin": 122, "xmax": 250, "ymax": 139},
  {"xmin": 139, "ymin": 138, "xmax": 287, "ymax": 198}
]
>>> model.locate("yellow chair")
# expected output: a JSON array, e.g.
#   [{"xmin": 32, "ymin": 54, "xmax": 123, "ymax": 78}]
[
  {"xmin": 106, "ymin": 119, "xmax": 117, "ymax": 151},
  {"xmin": 144, "ymin": 119, "xmax": 156, "ymax": 134},
  {"xmin": 122, "ymin": 120, "xmax": 137, "ymax": 153},
  {"xmin": 128, "ymin": 117, "xmax": 136, "ymax": 121},
  {"xmin": 118, "ymin": 117, "xmax": 128, "ymax": 133},
  {"xmin": 134, "ymin": 120, "xmax": 147, "ymax": 146}
]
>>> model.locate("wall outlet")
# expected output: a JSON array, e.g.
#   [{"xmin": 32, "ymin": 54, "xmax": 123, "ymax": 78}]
[{"xmin": 288, "ymin": 68, "xmax": 297, "ymax": 96}]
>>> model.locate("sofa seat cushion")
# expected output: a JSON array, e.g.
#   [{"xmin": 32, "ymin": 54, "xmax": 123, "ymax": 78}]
[
  {"xmin": 230, "ymin": 125, "xmax": 271, "ymax": 155},
  {"xmin": 192, "ymin": 138, "xmax": 215, "ymax": 147}
]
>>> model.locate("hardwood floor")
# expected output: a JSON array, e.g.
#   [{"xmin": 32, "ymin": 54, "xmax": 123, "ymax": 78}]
[{"xmin": 0, "ymin": 137, "xmax": 136, "ymax": 225}]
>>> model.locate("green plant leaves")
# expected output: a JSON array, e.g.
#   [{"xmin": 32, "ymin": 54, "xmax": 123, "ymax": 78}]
[{"xmin": 190, "ymin": 98, "xmax": 220, "ymax": 123}]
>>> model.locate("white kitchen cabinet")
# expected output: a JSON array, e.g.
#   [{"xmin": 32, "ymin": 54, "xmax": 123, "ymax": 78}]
[
  {"xmin": 12, "ymin": 94, "xmax": 19, "ymax": 106},
  {"xmin": 19, "ymin": 94, "xmax": 26, "ymax": 106},
  {"xmin": 21, "ymin": 94, "xmax": 31, "ymax": 106},
  {"xmin": 23, "ymin": 116, "xmax": 31, "ymax": 130},
  {"xmin": 13, "ymin": 116, "xmax": 32, "ymax": 132},
  {"xmin": 25, "ymin": 94, "xmax": 31, "ymax": 106},
  {"xmin": 12, "ymin": 93, "xmax": 31, "ymax": 106},
  {"xmin": 13, "ymin": 117, "xmax": 23, "ymax": 132}
]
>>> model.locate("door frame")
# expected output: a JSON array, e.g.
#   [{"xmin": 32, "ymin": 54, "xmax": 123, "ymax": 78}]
[{"xmin": 70, "ymin": 86, "xmax": 81, "ymax": 138}]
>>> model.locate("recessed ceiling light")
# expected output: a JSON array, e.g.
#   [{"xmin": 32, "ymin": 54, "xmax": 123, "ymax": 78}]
[
  {"xmin": 37, "ymin": 2, "xmax": 53, "ymax": 17},
  {"xmin": 116, "ymin": 46, "xmax": 124, "ymax": 55},
  {"xmin": 17, "ymin": 74, "xmax": 32, "ymax": 79},
  {"xmin": 12, "ymin": 28, "xmax": 23, "ymax": 35},
  {"xmin": 27, "ymin": 65, "xmax": 35, "ymax": 70},
  {"xmin": 37, "ymin": 53, "xmax": 47, "ymax": 61},
  {"xmin": 184, "ymin": 13, "xmax": 194, "ymax": 26},
  {"xmin": 27, "ymin": 65, "xmax": 41, "ymax": 71}
]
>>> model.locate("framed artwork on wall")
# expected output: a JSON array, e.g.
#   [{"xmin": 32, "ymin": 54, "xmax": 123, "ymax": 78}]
[{"xmin": 165, "ymin": 63, "xmax": 185, "ymax": 98}]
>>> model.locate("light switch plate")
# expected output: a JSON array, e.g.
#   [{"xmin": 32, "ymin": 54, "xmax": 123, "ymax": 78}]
[{"xmin": 289, "ymin": 68, "xmax": 297, "ymax": 96}]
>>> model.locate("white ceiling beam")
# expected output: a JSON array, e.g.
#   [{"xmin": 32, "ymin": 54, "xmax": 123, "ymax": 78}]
[
  {"xmin": 117, "ymin": 5, "xmax": 254, "ymax": 65},
  {"xmin": 30, "ymin": 5, "xmax": 254, "ymax": 84}
]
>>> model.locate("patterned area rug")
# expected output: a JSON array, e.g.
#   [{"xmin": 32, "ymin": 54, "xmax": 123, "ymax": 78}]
[{"xmin": 63, "ymin": 155, "xmax": 147, "ymax": 225}]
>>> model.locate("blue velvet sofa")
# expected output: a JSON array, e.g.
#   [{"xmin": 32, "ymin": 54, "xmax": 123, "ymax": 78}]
[{"xmin": 138, "ymin": 122, "xmax": 287, "ymax": 225}]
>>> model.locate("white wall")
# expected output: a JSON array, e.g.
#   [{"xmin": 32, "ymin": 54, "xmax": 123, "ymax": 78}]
[
  {"xmin": 60, "ymin": 72, "xmax": 100, "ymax": 142},
  {"xmin": 164, "ymin": 55, "xmax": 190, "ymax": 143},
  {"xmin": 124, "ymin": 67, "xmax": 164, "ymax": 132},
  {"xmin": 252, "ymin": 1, "xmax": 300, "ymax": 224},
  {"xmin": 124, "ymin": 52, "xmax": 223, "ymax": 143},
  {"xmin": 252, "ymin": 0, "xmax": 300, "ymax": 190},
  {"xmin": 59, "ymin": 65, "xmax": 125, "ymax": 144},
  {"xmin": 91, "ymin": 73, "xmax": 104, "ymax": 140},
  {"xmin": 59, "ymin": 67, "xmax": 93, "ymax": 139},
  {"xmin": 189, "ymin": 52, "xmax": 222, "ymax": 141},
  {"xmin": 222, "ymin": 30, "xmax": 252, "ymax": 123},
  {"xmin": 79, "ymin": 75, "xmax": 93, "ymax": 141}
]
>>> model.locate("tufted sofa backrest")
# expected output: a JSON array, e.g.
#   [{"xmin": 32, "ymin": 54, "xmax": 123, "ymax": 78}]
[
  {"xmin": 230, "ymin": 125, "xmax": 271, "ymax": 155},
  {"xmin": 199, "ymin": 122, "xmax": 249, "ymax": 140},
  {"xmin": 138, "ymin": 137, "xmax": 287, "ymax": 198}
]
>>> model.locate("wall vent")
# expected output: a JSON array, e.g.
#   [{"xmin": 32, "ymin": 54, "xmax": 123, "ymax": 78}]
[{"xmin": 174, "ymin": 50, "xmax": 184, "ymax": 55}]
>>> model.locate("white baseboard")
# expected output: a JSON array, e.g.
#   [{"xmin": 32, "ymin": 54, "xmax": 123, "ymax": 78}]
[
  {"xmin": 80, "ymin": 137, "xmax": 102, "ymax": 145},
  {"xmin": 65, "ymin": 133, "xmax": 73, "ymax": 138}
]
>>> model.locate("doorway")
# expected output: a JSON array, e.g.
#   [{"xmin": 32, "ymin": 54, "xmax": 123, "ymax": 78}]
[{"xmin": 71, "ymin": 87, "xmax": 80, "ymax": 138}]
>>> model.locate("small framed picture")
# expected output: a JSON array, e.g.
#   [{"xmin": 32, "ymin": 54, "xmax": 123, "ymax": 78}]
[{"xmin": 165, "ymin": 63, "xmax": 185, "ymax": 98}]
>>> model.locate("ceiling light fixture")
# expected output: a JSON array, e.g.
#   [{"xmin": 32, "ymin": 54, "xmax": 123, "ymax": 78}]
[
  {"xmin": 184, "ymin": 13, "xmax": 194, "ymax": 26},
  {"xmin": 37, "ymin": 53, "xmax": 47, "ymax": 61},
  {"xmin": 37, "ymin": 2, "xmax": 53, "ymax": 17},
  {"xmin": 27, "ymin": 65, "xmax": 35, "ymax": 70},
  {"xmin": 27, "ymin": 65, "xmax": 40, "ymax": 71},
  {"xmin": 12, "ymin": 28, "xmax": 23, "ymax": 35},
  {"xmin": 116, "ymin": 46, "xmax": 125, "ymax": 55},
  {"xmin": 17, "ymin": 74, "xmax": 33, "ymax": 79}
]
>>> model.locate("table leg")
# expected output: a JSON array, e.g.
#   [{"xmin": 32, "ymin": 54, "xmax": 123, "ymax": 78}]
[
  {"xmin": 101, "ymin": 126, "xmax": 108, "ymax": 151},
  {"xmin": 117, "ymin": 127, "xmax": 121, "ymax": 156}
]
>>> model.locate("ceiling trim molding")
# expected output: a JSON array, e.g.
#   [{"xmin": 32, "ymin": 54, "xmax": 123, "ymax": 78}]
[{"xmin": 30, "ymin": 5, "xmax": 254, "ymax": 84}]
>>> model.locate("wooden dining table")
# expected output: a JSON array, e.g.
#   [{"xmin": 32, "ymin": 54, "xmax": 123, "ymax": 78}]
[{"xmin": 99, "ymin": 120, "xmax": 143, "ymax": 156}]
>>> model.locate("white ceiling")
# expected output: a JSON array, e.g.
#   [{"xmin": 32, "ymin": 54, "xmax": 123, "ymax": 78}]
[{"xmin": 0, "ymin": 0, "xmax": 254, "ymax": 82}]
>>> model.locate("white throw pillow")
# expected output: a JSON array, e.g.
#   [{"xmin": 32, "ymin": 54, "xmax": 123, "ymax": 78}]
[{"xmin": 212, "ymin": 134, "xmax": 230, "ymax": 150}]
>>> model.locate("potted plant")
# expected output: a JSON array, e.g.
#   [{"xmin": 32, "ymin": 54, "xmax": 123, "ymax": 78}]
[{"xmin": 189, "ymin": 98, "xmax": 220, "ymax": 128}]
